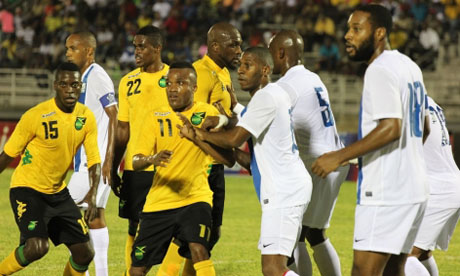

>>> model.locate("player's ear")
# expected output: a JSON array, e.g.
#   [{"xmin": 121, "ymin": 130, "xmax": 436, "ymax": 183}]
[
  {"xmin": 375, "ymin": 27, "xmax": 386, "ymax": 42},
  {"xmin": 262, "ymin": 65, "xmax": 270, "ymax": 76},
  {"xmin": 211, "ymin": 41, "xmax": 219, "ymax": 53},
  {"xmin": 278, "ymin": 48, "xmax": 285, "ymax": 59}
]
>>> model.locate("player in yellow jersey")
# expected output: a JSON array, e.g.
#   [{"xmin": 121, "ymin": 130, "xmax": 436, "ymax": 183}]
[
  {"xmin": 129, "ymin": 62, "xmax": 234, "ymax": 276},
  {"xmin": 110, "ymin": 25, "xmax": 170, "ymax": 273},
  {"xmin": 0, "ymin": 62, "xmax": 101, "ymax": 276}
]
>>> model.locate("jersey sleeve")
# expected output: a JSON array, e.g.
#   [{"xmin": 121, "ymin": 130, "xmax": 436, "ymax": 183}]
[
  {"xmin": 3, "ymin": 111, "xmax": 36, "ymax": 158},
  {"xmin": 83, "ymin": 110, "xmax": 101, "ymax": 168},
  {"xmin": 237, "ymin": 90, "xmax": 276, "ymax": 139},
  {"xmin": 135, "ymin": 116, "xmax": 157, "ymax": 156},
  {"xmin": 90, "ymin": 70, "xmax": 117, "ymax": 108},
  {"xmin": 117, "ymin": 76, "xmax": 129, "ymax": 122},
  {"xmin": 365, "ymin": 65, "xmax": 402, "ymax": 121}
]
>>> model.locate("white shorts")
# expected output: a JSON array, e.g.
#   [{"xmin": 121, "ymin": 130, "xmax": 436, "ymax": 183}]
[
  {"xmin": 303, "ymin": 165, "xmax": 349, "ymax": 228},
  {"xmin": 414, "ymin": 206, "xmax": 460, "ymax": 251},
  {"xmin": 353, "ymin": 202, "xmax": 427, "ymax": 255},
  {"xmin": 67, "ymin": 171, "xmax": 111, "ymax": 209},
  {"xmin": 259, "ymin": 204, "xmax": 307, "ymax": 256}
]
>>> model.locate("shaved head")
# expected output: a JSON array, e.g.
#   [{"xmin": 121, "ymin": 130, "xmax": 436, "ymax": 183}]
[
  {"xmin": 206, "ymin": 22, "xmax": 242, "ymax": 70},
  {"xmin": 268, "ymin": 30, "xmax": 304, "ymax": 75},
  {"xmin": 71, "ymin": 31, "xmax": 97, "ymax": 49}
]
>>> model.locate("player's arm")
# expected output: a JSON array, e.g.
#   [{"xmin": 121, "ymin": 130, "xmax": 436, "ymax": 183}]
[
  {"xmin": 132, "ymin": 151, "xmax": 173, "ymax": 171},
  {"xmin": 0, "ymin": 151, "xmax": 15, "ymax": 173},
  {"xmin": 85, "ymin": 163, "xmax": 101, "ymax": 221},
  {"xmin": 234, "ymin": 148, "xmax": 251, "ymax": 173},
  {"xmin": 110, "ymin": 120, "xmax": 129, "ymax": 196},
  {"xmin": 312, "ymin": 118, "xmax": 401, "ymax": 178},
  {"xmin": 101, "ymin": 104, "xmax": 118, "ymax": 185},
  {"xmin": 423, "ymin": 113, "xmax": 430, "ymax": 144}
]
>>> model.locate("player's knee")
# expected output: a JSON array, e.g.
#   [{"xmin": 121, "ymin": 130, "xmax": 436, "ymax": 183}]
[
  {"xmin": 189, "ymin": 243, "xmax": 209, "ymax": 263},
  {"xmin": 304, "ymin": 227, "xmax": 326, "ymax": 246},
  {"xmin": 71, "ymin": 243, "xmax": 95, "ymax": 265},
  {"xmin": 24, "ymin": 238, "xmax": 49, "ymax": 261},
  {"xmin": 129, "ymin": 266, "xmax": 148, "ymax": 276}
]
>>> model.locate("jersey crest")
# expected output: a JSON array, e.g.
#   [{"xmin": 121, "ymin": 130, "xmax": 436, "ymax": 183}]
[
  {"xmin": 158, "ymin": 76, "xmax": 167, "ymax": 88},
  {"xmin": 191, "ymin": 112, "xmax": 206, "ymax": 125},
  {"xmin": 75, "ymin": 117, "xmax": 86, "ymax": 130}
]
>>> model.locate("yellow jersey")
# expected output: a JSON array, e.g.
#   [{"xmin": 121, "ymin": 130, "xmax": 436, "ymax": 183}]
[
  {"xmin": 4, "ymin": 99, "xmax": 100, "ymax": 194},
  {"xmin": 118, "ymin": 64, "xmax": 170, "ymax": 171},
  {"xmin": 136, "ymin": 102, "xmax": 219, "ymax": 212},
  {"xmin": 193, "ymin": 55, "xmax": 232, "ymax": 116}
]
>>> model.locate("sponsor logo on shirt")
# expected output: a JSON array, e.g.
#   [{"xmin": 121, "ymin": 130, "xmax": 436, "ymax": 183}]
[
  {"xmin": 41, "ymin": 111, "xmax": 56, "ymax": 118},
  {"xmin": 191, "ymin": 112, "xmax": 206, "ymax": 125},
  {"xmin": 154, "ymin": 112, "xmax": 171, "ymax": 116},
  {"xmin": 75, "ymin": 117, "xmax": 86, "ymax": 130}
]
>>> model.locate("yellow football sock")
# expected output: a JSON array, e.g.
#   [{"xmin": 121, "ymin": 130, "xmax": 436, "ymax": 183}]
[
  {"xmin": 193, "ymin": 260, "xmax": 215, "ymax": 276},
  {"xmin": 156, "ymin": 242, "xmax": 184, "ymax": 276},
  {"xmin": 125, "ymin": 234, "xmax": 135, "ymax": 275},
  {"xmin": 0, "ymin": 248, "xmax": 25, "ymax": 275},
  {"xmin": 181, "ymin": 258, "xmax": 196, "ymax": 276},
  {"xmin": 63, "ymin": 257, "xmax": 87, "ymax": 276}
]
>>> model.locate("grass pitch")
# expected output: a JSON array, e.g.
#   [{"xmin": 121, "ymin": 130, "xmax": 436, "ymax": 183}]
[{"xmin": 0, "ymin": 169, "xmax": 459, "ymax": 275}]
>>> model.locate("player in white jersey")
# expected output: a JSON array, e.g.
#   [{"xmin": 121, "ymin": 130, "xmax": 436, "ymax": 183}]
[
  {"xmin": 404, "ymin": 97, "xmax": 460, "ymax": 276},
  {"xmin": 189, "ymin": 47, "xmax": 311, "ymax": 276},
  {"xmin": 269, "ymin": 30, "xmax": 349, "ymax": 276},
  {"xmin": 312, "ymin": 5, "xmax": 430, "ymax": 276},
  {"xmin": 65, "ymin": 31, "xmax": 118, "ymax": 276}
]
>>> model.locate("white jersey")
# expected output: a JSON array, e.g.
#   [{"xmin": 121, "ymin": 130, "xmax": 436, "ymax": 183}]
[
  {"xmin": 358, "ymin": 50, "xmax": 428, "ymax": 206},
  {"xmin": 237, "ymin": 83, "xmax": 312, "ymax": 210},
  {"xmin": 424, "ymin": 97, "xmax": 460, "ymax": 208},
  {"xmin": 74, "ymin": 63, "xmax": 116, "ymax": 172},
  {"xmin": 277, "ymin": 65, "xmax": 344, "ymax": 166}
]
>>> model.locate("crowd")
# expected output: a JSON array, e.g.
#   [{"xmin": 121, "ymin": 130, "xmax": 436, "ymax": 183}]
[{"xmin": 1, "ymin": 0, "xmax": 460, "ymax": 73}]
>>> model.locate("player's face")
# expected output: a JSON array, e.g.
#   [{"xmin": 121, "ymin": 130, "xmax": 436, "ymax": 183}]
[
  {"xmin": 237, "ymin": 53, "xmax": 264, "ymax": 93},
  {"xmin": 166, "ymin": 68, "xmax": 197, "ymax": 112},
  {"xmin": 218, "ymin": 30, "xmax": 243, "ymax": 70},
  {"xmin": 344, "ymin": 11, "xmax": 375, "ymax": 62},
  {"xmin": 54, "ymin": 71, "xmax": 82, "ymax": 113},
  {"xmin": 133, "ymin": 35, "xmax": 157, "ymax": 68},
  {"xmin": 65, "ymin": 35, "xmax": 88, "ymax": 70}
]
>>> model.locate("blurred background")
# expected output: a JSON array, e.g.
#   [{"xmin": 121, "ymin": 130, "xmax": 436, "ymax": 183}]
[{"xmin": 1, "ymin": 0, "xmax": 459, "ymax": 166}]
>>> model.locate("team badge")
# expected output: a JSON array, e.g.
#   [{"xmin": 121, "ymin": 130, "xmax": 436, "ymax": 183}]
[
  {"xmin": 16, "ymin": 200, "xmax": 27, "ymax": 221},
  {"xmin": 158, "ymin": 76, "xmax": 167, "ymax": 88},
  {"xmin": 135, "ymin": 246, "xmax": 146, "ymax": 260},
  {"xmin": 191, "ymin": 112, "xmax": 206, "ymax": 125},
  {"xmin": 22, "ymin": 149, "xmax": 32, "ymax": 165},
  {"xmin": 75, "ymin": 117, "xmax": 86, "ymax": 130},
  {"xmin": 28, "ymin": 221, "xmax": 38, "ymax": 231}
]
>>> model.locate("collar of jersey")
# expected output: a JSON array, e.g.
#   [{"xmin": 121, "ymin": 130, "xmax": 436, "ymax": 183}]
[{"xmin": 202, "ymin": 55, "xmax": 226, "ymax": 74}]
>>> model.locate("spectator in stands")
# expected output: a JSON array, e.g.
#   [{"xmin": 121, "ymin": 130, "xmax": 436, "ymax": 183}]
[
  {"xmin": 314, "ymin": 13, "xmax": 336, "ymax": 45},
  {"xmin": 418, "ymin": 21, "xmax": 441, "ymax": 71},
  {"xmin": 317, "ymin": 35, "xmax": 340, "ymax": 72},
  {"xmin": 0, "ymin": 5, "xmax": 14, "ymax": 41},
  {"xmin": 153, "ymin": 0, "xmax": 171, "ymax": 21}
]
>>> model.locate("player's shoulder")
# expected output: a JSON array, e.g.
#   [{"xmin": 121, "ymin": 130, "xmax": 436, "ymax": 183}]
[
  {"xmin": 120, "ymin": 67, "xmax": 142, "ymax": 82},
  {"xmin": 193, "ymin": 101, "xmax": 217, "ymax": 113},
  {"xmin": 87, "ymin": 63, "xmax": 112, "ymax": 80}
]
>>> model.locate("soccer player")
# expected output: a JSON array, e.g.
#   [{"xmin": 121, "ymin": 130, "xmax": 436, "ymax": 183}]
[
  {"xmin": 110, "ymin": 25, "xmax": 170, "ymax": 273},
  {"xmin": 404, "ymin": 96, "xmax": 460, "ymax": 276},
  {"xmin": 0, "ymin": 62, "xmax": 100, "ymax": 276},
  {"xmin": 311, "ymin": 4, "xmax": 430, "ymax": 276},
  {"xmin": 157, "ymin": 22, "xmax": 243, "ymax": 276},
  {"xmin": 65, "ymin": 31, "xmax": 118, "ymax": 276},
  {"xmin": 269, "ymin": 30, "xmax": 349, "ymax": 276},
  {"xmin": 129, "ymin": 61, "xmax": 234, "ymax": 276},
  {"xmin": 190, "ymin": 47, "xmax": 312, "ymax": 276}
]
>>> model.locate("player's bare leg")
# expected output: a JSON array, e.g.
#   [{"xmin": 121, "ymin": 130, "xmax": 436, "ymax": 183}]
[
  {"xmin": 352, "ymin": 250, "xmax": 389, "ymax": 276},
  {"xmin": 189, "ymin": 242, "xmax": 215, "ymax": 276}
]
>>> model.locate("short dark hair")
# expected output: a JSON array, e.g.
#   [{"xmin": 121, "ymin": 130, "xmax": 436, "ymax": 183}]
[
  {"xmin": 169, "ymin": 61, "xmax": 197, "ymax": 76},
  {"xmin": 55, "ymin": 62, "xmax": 80, "ymax": 77},
  {"xmin": 244, "ymin": 47, "xmax": 274, "ymax": 69},
  {"xmin": 136, "ymin": 26, "xmax": 164, "ymax": 47},
  {"xmin": 71, "ymin": 31, "xmax": 97, "ymax": 48},
  {"xmin": 355, "ymin": 4, "xmax": 392, "ymax": 36}
]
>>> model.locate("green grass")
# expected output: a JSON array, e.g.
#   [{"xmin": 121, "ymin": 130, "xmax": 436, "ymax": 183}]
[{"xmin": 0, "ymin": 169, "xmax": 459, "ymax": 275}]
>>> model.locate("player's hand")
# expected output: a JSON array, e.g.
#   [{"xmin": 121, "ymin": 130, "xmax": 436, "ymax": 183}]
[
  {"xmin": 194, "ymin": 127, "xmax": 207, "ymax": 141},
  {"xmin": 201, "ymin": 116, "xmax": 219, "ymax": 131},
  {"xmin": 110, "ymin": 172, "xmax": 122, "ymax": 197},
  {"xmin": 176, "ymin": 112, "xmax": 196, "ymax": 140},
  {"xmin": 226, "ymin": 85, "xmax": 238, "ymax": 111},
  {"xmin": 79, "ymin": 188, "xmax": 98, "ymax": 222},
  {"xmin": 150, "ymin": 150, "xmax": 173, "ymax": 168},
  {"xmin": 101, "ymin": 158, "xmax": 112, "ymax": 185},
  {"xmin": 311, "ymin": 151, "xmax": 342, "ymax": 178}
]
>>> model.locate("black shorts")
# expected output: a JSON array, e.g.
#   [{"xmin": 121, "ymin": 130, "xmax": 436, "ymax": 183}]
[
  {"xmin": 208, "ymin": 164, "xmax": 225, "ymax": 227},
  {"xmin": 118, "ymin": 170, "xmax": 154, "ymax": 221},
  {"xmin": 10, "ymin": 187, "xmax": 89, "ymax": 246},
  {"xmin": 131, "ymin": 202, "xmax": 212, "ymax": 267}
]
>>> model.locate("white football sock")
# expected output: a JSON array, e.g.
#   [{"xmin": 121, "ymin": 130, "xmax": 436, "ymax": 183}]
[
  {"xmin": 89, "ymin": 227, "xmax": 109, "ymax": 276},
  {"xmin": 312, "ymin": 238, "xmax": 341, "ymax": 276},
  {"xmin": 405, "ymin": 256, "xmax": 430, "ymax": 276},
  {"xmin": 292, "ymin": 241, "xmax": 312, "ymax": 276},
  {"xmin": 284, "ymin": 270, "xmax": 299, "ymax": 276},
  {"xmin": 421, "ymin": 256, "xmax": 439, "ymax": 276}
]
